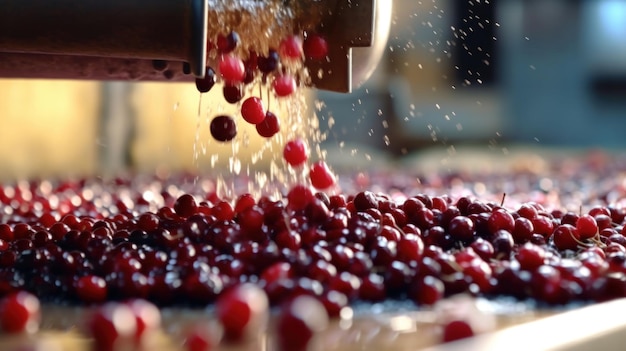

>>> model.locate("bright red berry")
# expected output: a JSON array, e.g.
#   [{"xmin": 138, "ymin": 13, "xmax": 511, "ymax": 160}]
[
  {"xmin": 276, "ymin": 295, "xmax": 329, "ymax": 351},
  {"xmin": 0, "ymin": 291, "xmax": 41, "ymax": 334},
  {"xmin": 241, "ymin": 97, "xmax": 266, "ymax": 124},
  {"xmin": 576, "ymin": 214, "xmax": 598, "ymax": 240},
  {"xmin": 303, "ymin": 33, "xmax": 328, "ymax": 59},
  {"xmin": 287, "ymin": 185, "xmax": 315, "ymax": 211},
  {"xmin": 87, "ymin": 302, "xmax": 137, "ymax": 351},
  {"xmin": 215, "ymin": 283, "xmax": 269, "ymax": 341},
  {"xmin": 218, "ymin": 55, "xmax": 245, "ymax": 82},
  {"xmin": 279, "ymin": 35, "xmax": 303, "ymax": 60},
  {"xmin": 309, "ymin": 161, "xmax": 336, "ymax": 190},
  {"xmin": 442, "ymin": 320, "xmax": 474, "ymax": 343},
  {"xmin": 75, "ymin": 275, "xmax": 108, "ymax": 304},
  {"xmin": 126, "ymin": 299, "xmax": 161, "ymax": 344},
  {"xmin": 273, "ymin": 75, "xmax": 296, "ymax": 97},
  {"xmin": 283, "ymin": 139, "xmax": 308, "ymax": 167},
  {"xmin": 256, "ymin": 111, "xmax": 280, "ymax": 138}
]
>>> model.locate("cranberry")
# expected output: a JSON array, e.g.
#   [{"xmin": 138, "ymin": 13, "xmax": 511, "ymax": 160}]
[
  {"xmin": 256, "ymin": 111, "xmax": 280, "ymax": 138},
  {"xmin": 195, "ymin": 67, "xmax": 216, "ymax": 93},
  {"xmin": 215, "ymin": 283, "xmax": 268, "ymax": 341},
  {"xmin": 210, "ymin": 115, "xmax": 237, "ymax": 142},
  {"xmin": 0, "ymin": 291, "xmax": 40, "ymax": 334},
  {"xmin": 276, "ymin": 295, "xmax": 329, "ymax": 351},
  {"xmin": 75, "ymin": 275, "xmax": 108, "ymax": 304},
  {"xmin": 273, "ymin": 74, "xmax": 297, "ymax": 97},
  {"xmin": 241, "ymin": 97, "xmax": 266, "ymax": 125},
  {"xmin": 303, "ymin": 33, "xmax": 328, "ymax": 59},
  {"xmin": 283, "ymin": 139, "xmax": 308, "ymax": 167},
  {"xmin": 218, "ymin": 54, "xmax": 245, "ymax": 82},
  {"xmin": 309, "ymin": 160, "xmax": 336, "ymax": 190},
  {"xmin": 279, "ymin": 35, "xmax": 303, "ymax": 59},
  {"xmin": 87, "ymin": 302, "xmax": 137, "ymax": 351},
  {"xmin": 174, "ymin": 194, "xmax": 198, "ymax": 218},
  {"xmin": 442, "ymin": 320, "xmax": 474, "ymax": 343}
]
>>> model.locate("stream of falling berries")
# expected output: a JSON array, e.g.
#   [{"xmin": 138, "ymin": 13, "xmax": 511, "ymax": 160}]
[{"xmin": 3, "ymin": 2, "xmax": 626, "ymax": 351}]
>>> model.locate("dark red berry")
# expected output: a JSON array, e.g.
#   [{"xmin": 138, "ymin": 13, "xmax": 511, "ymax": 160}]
[
  {"xmin": 223, "ymin": 84, "xmax": 244, "ymax": 104},
  {"xmin": 195, "ymin": 67, "xmax": 216, "ymax": 93},
  {"xmin": 217, "ymin": 31, "xmax": 240, "ymax": 53},
  {"xmin": 210, "ymin": 115, "xmax": 237, "ymax": 142},
  {"xmin": 256, "ymin": 111, "xmax": 280, "ymax": 138},
  {"xmin": 303, "ymin": 33, "xmax": 328, "ymax": 59}
]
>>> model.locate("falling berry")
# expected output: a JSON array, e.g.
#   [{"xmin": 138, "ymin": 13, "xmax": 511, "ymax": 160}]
[
  {"xmin": 218, "ymin": 55, "xmax": 245, "ymax": 82},
  {"xmin": 303, "ymin": 33, "xmax": 329, "ymax": 59},
  {"xmin": 215, "ymin": 283, "xmax": 269, "ymax": 341},
  {"xmin": 241, "ymin": 97, "xmax": 266, "ymax": 124},
  {"xmin": 279, "ymin": 35, "xmax": 304, "ymax": 60},
  {"xmin": 217, "ymin": 31, "xmax": 240, "ymax": 54},
  {"xmin": 256, "ymin": 111, "xmax": 280, "ymax": 138},
  {"xmin": 210, "ymin": 115, "xmax": 237, "ymax": 142},
  {"xmin": 309, "ymin": 161, "xmax": 336, "ymax": 190},
  {"xmin": 283, "ymin": 139, "xmax": 308, "ymax": 167},
  {"xmin": 273, "ymin": 75, "xmax": 296, "ymax": 97},
  {"xmin": 223, "ymin": 84, "xmax": 244, "ymax": 104},
  {"xmin": 0, "ymin": 291, "xmax": 41, "ymax": 334},
  {"xmin": 195, "ymin": 67, "xmax": 216, "ymax": 93},
  {"xmin": 257, "ymin": 49, "xmax": 280, "ymax": 73}
]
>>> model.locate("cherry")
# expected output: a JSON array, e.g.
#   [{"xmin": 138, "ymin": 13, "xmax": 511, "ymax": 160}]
[
  {"xmin": 442, "ymin": 320, "xmax": 474, "ymax": 343},
  {"xmin": 75, "ymin": 275, "xmax": 108, "ymax": 304},
  {"xmin": 0, "ymin": 291, "xmax": 40, "ymax": 334},
  {"xmin": 257, "ymin": 49, "xmax": 279, "ymax": 73},
  {"xmin": 279, "ymin": 35, "xmax": 303, "ymax": 60},
  {"xmin": 303, "ymin": 33, "xmax": 328, "ymax": 59},
  {"xmin": 241, "ymin": 97, "xmax": 266, "ymax": 124},
  {"xmin": 210, "ymin": 115, "xmax": 237, "ymax": 142},
  {"xmin": 174, "ymin": 194, "xmax": 198, "ymax": 218},
  {"xmin": 195, "ymin": 67, "xmax": 216, "ymax": 93},
  {"xmin": 576, "ymin": 214, "xmax": 598, "ymax": 240},
  {"xmin": 276, "ymin": 295, "xmax": 329, "ymax": 351},
  {"xmin": 487, "ymin": 209, "xmax": 515, "ymax": 234},
  {"xmin": 218, "ymin": 54, "xmax": 245, "ymax": 82},
  {"xmin": 283, "ymin": 139, "xmax": 308, "ymax": 167},
  {"xmin": 215, "ymin": 283, "xmax": 269, "ymax": 341},
  {"xmin": 273, "ymin": 74, "xmax": 297, "ymax": 97},
  {"xmin": 217, "ymin": 31, "xmax": 240, "ymax": 53},
  {"xmin": 309, "ymin": 161, "xmax": 336, "ymax": 190},
  {"xmin": 256, "ymin": 111, "xmax": 280, "ymax": 138},
  {"xmin": 448, "ymin": 215, "xmax": 475, "ymax": 242},
  {"xmin": 87, "ymin": 302, "xmax": 137, "ymax": 351},
  {"xmin": 552, "ymin": 224, "xmax": 581, "ymax": 251},
  {"xmin": 410, "ymin": 275, "xmax": 444, "ymax": 305},
  {"xmin": 222, "ymin": 84, "xmax": 244, "ymax": 104}
]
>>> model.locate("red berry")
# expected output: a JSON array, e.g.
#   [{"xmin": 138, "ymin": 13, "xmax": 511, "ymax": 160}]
[
  {"xmin": 0, "ymin": 291, "xmax": 40, "ymax": 334},
  {"xmin": 487, "ymin": 209, "xmax": 515, "ymax": 234},
  {"xmin": 309, "ymin": 161, "xmax": 336, "ymax": 190},
  {"xmin": 184, "ymin": 326, "xmax": 215, "ymax": 351},
  {"xmin": 515, "ymin": 243, "xmax": 545, "ymax": 271},
  {"xmin": 241, "ymin": 97, "xmax": 266, "ymax": 124},
  {"xmin": 303, "ymin": 33, "xmax": 328, "ymax": 59},
  {"xmin": 195, "ymin": 67, "xmax": 216, "ymax": 93},
  {"xmin": 223, "ymin": 84, "xmax": 244, "ymax": 104},
  {"xmin": 257, "ymin": 49, "xmax": 279, "ymax": 73},
  {"xmin": 75, "ymin": 275, "xmax": 108, "ymax": 304},
  {"xmin": 255, "ymin": 111, "xmax": 280, "ymax": 138},
  {"xmin": 215, "ymin": 283, "xmax": 269, "ymax": 341},
  {"xmin": 174, "ymin": 194, "xmax": 198, "ymax": 218},
  {"xmin": 276, "ymin": 295, "xmax": 329, "ymax": 351},
  {"xmin": 126, "ymin": 299, "xmax": 161, "ymax": 343},
  {"xmin": 218, "ymin": 55, "xmax": 245, "ymax": 82},
  {"xmin": 87, "ymin": 302, "xmax": 137, "ymax": 351},
  {"xmin": 279, "ymin": 35, "xmax": 303, "ymax": 59},
  {"xmin": 576, "ymin": 214, "xmax": 598, "ymax": 240},
  {"xmin": 287, "ymin": 185, "xmax": 314, "ymax": 211},
  {"xmin": 217, "ymin": 31, "xmax": 240, "ymax": 53},
  {"xmin": 273, "ymin": 75, "xmax": 296, "ymax": 97},
  {"xmin": 442, "ymin": 320, "xmax": 474, "ymax": 342},
  {"xmin": 283, "ymin": 139, "xmax": 308, "ymax": 167},
  {"xmin": 210, "ymin": 115, "xmax": 237, "ymax": 142},
  {"xmin": 552, "ymin": 224, "xmax": 581, "ymax": 251}
]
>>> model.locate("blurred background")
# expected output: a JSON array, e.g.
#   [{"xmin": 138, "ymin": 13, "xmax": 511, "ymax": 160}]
[{"xmin": 0, "ymin": 0, "xmax": 625, "ymax": 180}]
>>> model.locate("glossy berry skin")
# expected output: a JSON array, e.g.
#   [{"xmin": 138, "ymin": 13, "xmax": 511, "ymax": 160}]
[
  {"xmin": 309, "ymin": 161, "xmax": 336, "ymax": 190},
  {"xmin": 257, "ymin": 50, "xmax": 279, "ymax": 73},
  {"xmin": 215, "ymin": 283, "xmax": 269, "ymax": 341},
  {"xmin": 218, "ymin": 55, "xmax": 245, "ymax": 82},
  {"xmin": 241, "ymin": 97, "xmax": 266, "ymax": 124},
  {"xmin": 276, "ymin": 295, "xmax": 329, "ymax": 351},
  {"xmin": 174, "ymin": 194, "xmax": 198, "ymax": 218},
  {"xmin": 303, "ymin": 33, "xmax": 328, "ymax": 59},
  {"xmin": 283, "ymin": 139, "xmax": 308, "ymax": 167},
  {"xmin": 279, "ymin": 35, "xmax": 303, "ymax": 60},
  {"xmin": 223, "ymin": 84, "xmax": 243, "ymax": 104},
  {"xmin": 126, "ymin": 299, "xmax": 161, "ymax": 343},
  {"xmin": 210, "ymin": 115, "xmax": 237, "ymax": 142},
  {"xmin": 256, "ymin": 111, "xmax": 280, "ymax": 138},
  {"xmin": 0, "ymin": 291, "xmax": 41, "ymax": 334},
  {"xmin": 287, "ymin": 185, "xmax": 314, "ymax": 211},
  {"xmin": 576, "ymin": 214, "xmax": 598, "ymax": 240},
  {"xmin": 195, "ymin": 67, "xmax": 216, "ymax": 93},
  {"xmin": 75, "ymin": 275, "xmax": 108, "ymax": 304},
  {"xmin": 273, "ymin": 75, "xmax": 296, "ymax": 97},
  {"xmin": 217, "ymin": 31, "xmax": 240, "ymax": 53}
]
